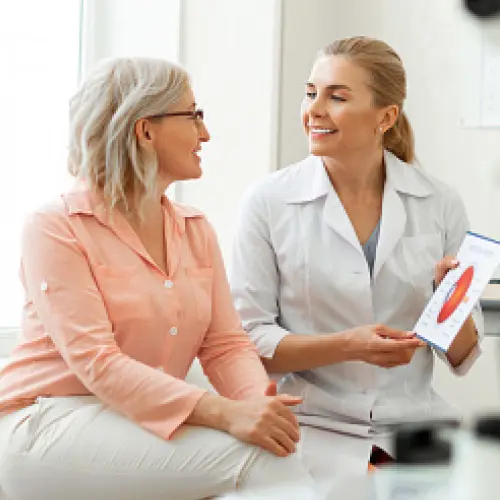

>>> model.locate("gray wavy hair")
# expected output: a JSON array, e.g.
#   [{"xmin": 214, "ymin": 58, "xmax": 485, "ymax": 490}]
[{"xmin": 68, "ymin": 57, "xmax": 189, "ymax": 214}]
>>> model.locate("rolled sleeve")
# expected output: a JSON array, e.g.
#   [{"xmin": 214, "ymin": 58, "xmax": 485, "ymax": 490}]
[
  {"xmin": 247, "ymin": 323, "xmax": 290, "ymax": 359},
  {"xmin": 21, "ymin": 210, "xmax": 206, "ymax": 440},
  {"xmin": 229, "ymin": 185, "xmax": 291, "ymax": 360}
]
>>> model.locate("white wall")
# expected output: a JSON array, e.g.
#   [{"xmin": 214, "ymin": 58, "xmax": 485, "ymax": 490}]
[
  {"xmin": 0, "ymin": 1, "xmax": 81, "ymax": 328},
  {"xmin": 81, "ymin": 0, "xmax": 181, "ymax": 72},
  {"xmin": 178, "ymin": 0, "xmax": 282, "ymax": 260}
]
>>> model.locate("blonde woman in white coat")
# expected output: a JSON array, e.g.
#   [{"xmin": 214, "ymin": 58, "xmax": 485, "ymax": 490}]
[{"xmin": 230, "ymin": 37, "xmax": 483, "ymax": 480}]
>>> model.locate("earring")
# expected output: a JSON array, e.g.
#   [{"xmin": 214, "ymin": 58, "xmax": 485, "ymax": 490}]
[{"xmin": 379, "ymin": 126, "xmax": 384, "ymax": 134}]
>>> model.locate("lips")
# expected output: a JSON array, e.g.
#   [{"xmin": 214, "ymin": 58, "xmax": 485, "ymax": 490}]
[
  {"xmin": 309, "ymin": 128, "xmax": 338, "ymax": 140},
  {"xmin": 308, "ymin": 124, "xmax": 338, "ymax": 135}
]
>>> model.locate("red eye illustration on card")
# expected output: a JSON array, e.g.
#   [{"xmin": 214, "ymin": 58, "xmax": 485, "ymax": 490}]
[{"xmin": 437, "ymin": 266, "xmax": 474, "ymax": 324}]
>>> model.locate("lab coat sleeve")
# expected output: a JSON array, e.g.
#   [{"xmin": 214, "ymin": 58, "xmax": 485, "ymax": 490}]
[
  {"xmin": 435, "ymin": 187, "xmax": 484, "ymax": 376},
  {"xmin": 229, "ymin": 185, "xmax": 290, "ymax": 359}
]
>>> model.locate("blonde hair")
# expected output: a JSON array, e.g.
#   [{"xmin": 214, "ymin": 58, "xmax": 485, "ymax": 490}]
[
  {"xmin": 319, "ymin": 37, "xmax": 414, "ymax": 163},
  {"xmin": 68, "ymin": 57, "xmax": 190, "ymax": 214}
]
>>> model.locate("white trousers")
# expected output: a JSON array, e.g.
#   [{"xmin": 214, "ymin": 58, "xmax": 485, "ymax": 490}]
[
  {"xmin": 0, "ymin": 396, "xmax": 314, "ymax": 500},
  {"xmin": 298, "ymin": 425, "xmax": 391, "ymax": 480}
]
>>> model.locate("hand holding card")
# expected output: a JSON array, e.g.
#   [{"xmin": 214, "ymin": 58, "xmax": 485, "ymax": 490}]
[{"xmin": 414, "ymin": 232, "xmax": 500, "ymax": 352}]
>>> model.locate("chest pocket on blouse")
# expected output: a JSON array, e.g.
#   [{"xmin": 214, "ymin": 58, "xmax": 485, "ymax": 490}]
[
  {"xmin": 400, "ymin": 234, "xmax": 443, "ymax": 301},
  {"xmin": 92, "ymin": 265, "xmax": 153, "ymax": 326},
  {"xmin": 185, "ymin": 267, "xmax": 213, "ymax": 329}
]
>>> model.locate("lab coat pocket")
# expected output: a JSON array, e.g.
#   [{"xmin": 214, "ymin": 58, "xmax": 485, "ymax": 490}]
[
  {"xmin": 400, "ymin": 234, "xmax": 443, "ymax": 301},
  {"xmin": 185, "ymin": 267, "xmax": 214, "ymax": 328}
]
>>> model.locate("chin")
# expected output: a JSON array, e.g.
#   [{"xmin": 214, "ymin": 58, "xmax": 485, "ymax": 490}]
[
  {"xmin": 174, "ymin": 162, "xmax": 203, "ymax": 182},
  {"xmin": 181, "ymin": 167, "xmax": 203, "ymax": 182},
  {"xmin": 309, "ymin": 142, "xmax": 336, "ymax": 157},
  {"xmin": 191, "ymin": 165, "xmax": 203, "ymax": 179}
]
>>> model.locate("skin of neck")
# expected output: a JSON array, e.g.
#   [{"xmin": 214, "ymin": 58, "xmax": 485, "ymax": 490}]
[
  {"xmin": 322, "ymin": 146, "xmax": 385, "ymax": 200},
  {"xmin": 119, "ymin": 179, "xmax": 169, "ymax": 226}
]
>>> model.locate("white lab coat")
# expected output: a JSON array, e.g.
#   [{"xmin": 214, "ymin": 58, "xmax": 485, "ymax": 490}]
[{"xmin": 229, "ymin": 151, "xmax": 484, "ymax": 478}]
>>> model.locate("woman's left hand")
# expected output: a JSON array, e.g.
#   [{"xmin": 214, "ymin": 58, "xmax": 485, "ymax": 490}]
[
  {"xmin": 434, "ymin": 255, "xmax": 479, "ymax": 366},
  {"xmin": 434, "ymin": 256, "xmax": 459, "ymax": 287}
]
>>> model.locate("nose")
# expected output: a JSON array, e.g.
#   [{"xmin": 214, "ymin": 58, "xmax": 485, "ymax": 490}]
[
  {"xmin": 306, "ymin": 94, "xmax": 327, "ymax": 118},
  {"xmin": 198, "ymin": 119, "xmax": 210, "ymax": 142}
]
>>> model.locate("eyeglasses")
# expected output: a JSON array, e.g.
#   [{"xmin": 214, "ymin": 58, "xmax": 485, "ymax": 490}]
[{"xmin": 148, "ymin": 109, "xmax": 204, "ymax": 121}]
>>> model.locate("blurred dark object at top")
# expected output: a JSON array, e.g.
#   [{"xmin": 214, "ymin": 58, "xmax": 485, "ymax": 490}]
[{"xmin": 465, "ymin": 0, "xmax": 500, "ymax": 18}]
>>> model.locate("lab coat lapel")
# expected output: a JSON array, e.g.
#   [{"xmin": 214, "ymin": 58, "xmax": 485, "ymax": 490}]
[
  {"xmin": 322, "ymin": 189, "xmax": 362, "ymax": 252},
  {"xmin": 285, "ymin": 156, "xmax": 362, "ymax": 252},
  {"xmin": 373, "ymin": 180, "xmax": 406, "ymax": 279}
]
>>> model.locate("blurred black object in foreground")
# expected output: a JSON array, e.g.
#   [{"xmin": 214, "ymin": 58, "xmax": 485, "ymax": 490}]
[{"xmin": 465, "ymin": 0, "xmax": 500, "ymax": 18}]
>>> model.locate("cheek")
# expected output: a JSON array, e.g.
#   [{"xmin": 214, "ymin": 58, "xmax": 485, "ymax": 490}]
[
  {"xmin": 156, "ymin": 134, "xmax": 190, "ymax": 160},
  {"xmin": 155, "ymin": 143, "xmax": 175, "ymax": 168},
  {"xmin": 337, "ymin": 108, "xmax": 377, "ymax": 136}
]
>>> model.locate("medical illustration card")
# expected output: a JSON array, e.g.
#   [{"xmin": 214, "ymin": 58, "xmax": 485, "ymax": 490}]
[{"xmin": 414, "ymin": 232, "xmax": 500, "ymax": 351}]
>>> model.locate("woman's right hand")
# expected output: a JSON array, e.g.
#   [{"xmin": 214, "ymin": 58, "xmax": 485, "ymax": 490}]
[
  {"xmin": 345, "ymin": 324, "xmax": 427, "ymax": 368},
  {"xmin": 188, "ymin": 386, "xmax": 302, "ymax": 457},
  {"xmin": 222, "ymin": 387, "xmax": 302, "ymax": 457}
]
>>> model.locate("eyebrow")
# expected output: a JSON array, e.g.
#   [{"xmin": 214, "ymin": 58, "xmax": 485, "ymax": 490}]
[{"xmin": 306, "ymin": 82, "xmax": 352, "ymax": 91}]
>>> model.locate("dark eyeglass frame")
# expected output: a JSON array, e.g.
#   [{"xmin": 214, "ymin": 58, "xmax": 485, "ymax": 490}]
[{"xmin": 148, "ymin": 109, "xmax": 204, "ymax": 121}]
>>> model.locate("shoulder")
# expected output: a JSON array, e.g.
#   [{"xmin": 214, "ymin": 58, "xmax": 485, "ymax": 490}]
[
  {"xmin": 170, "ymin": 201, "xmax": 220, "ymax": 247},
  {"xmin": 171, "ymin": 201, "xmax": 214, "ymax": 232},
  {"xmin": 418, "ymin": 168, "xmax": 461, "ymax": 201},
  {"xmin": 171, "ymin": 201, "xmax": 206, "ymax": 219},
  {"xmin": 20, "ymin": 196, "xmax": 84, "ymax": 256},
  {"xmin": 241, "ymin": 156, "xmax": 320, "ymax": 209},
  {"xmin": 387, "ymin": 151, "xmax": 464, "ymax": 209},
  {"xmin": 24, "ymin": 196, "xmax": 71, "ymax": 231},
  {"xmin": 415, "ymin": 167, "xmax": 465, "ymax": 213}
]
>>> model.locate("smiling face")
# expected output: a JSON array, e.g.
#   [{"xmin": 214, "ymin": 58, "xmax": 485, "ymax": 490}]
[
  {"xmin": 301, "ymin": 55, "xmax": 397, "ymax": 160},
  {"xmin": 136, "ymin": 86, "xmax": 210, "ymax": 188},
  {"xmin": 152, "ymin": 87, "xmax": 210, "ymax": 184}
]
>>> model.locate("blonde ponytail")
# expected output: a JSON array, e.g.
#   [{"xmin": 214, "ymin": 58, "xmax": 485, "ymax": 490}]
[{"xmin": 384, "ymin": 111, "xmax": 414, "ymax": 163}]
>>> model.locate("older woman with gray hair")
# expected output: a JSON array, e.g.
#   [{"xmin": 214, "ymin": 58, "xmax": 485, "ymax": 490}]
[{"xmin": 0, "ymin": 58, "xmax": 312, "ymax": 500}]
